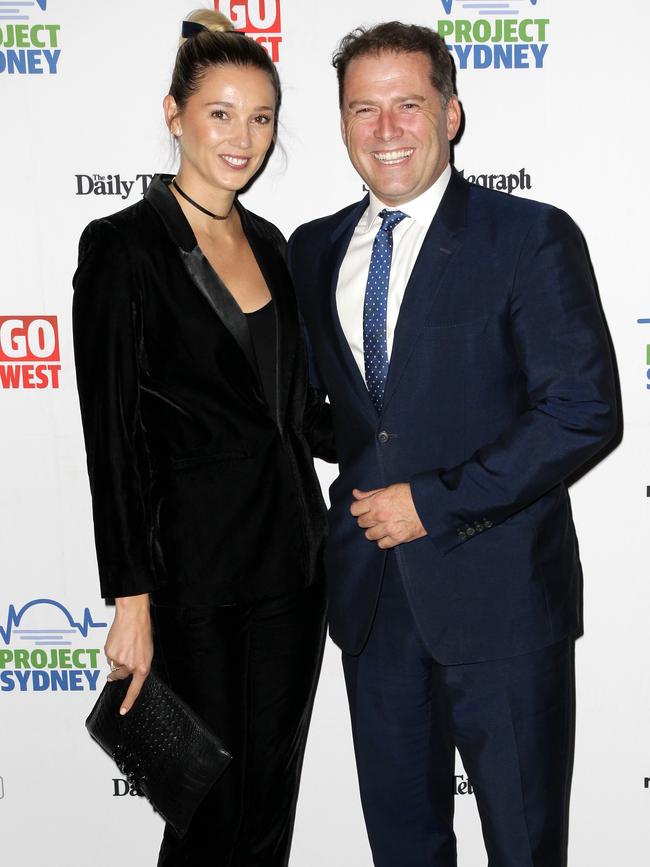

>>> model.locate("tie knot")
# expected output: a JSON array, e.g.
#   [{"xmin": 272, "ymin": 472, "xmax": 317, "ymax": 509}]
[{"xmin": 378, "ymin": 209, "xmax": 408, "ymax": 234}]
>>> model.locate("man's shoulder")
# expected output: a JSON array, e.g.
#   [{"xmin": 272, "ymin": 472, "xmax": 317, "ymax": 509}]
[
  {"xmin": 465, "ymin": 179, "xmax": 571, "ymax": 229},
  {"xmin": 290, "ymin": 199, "xmax": 365, "ymax": 252}
]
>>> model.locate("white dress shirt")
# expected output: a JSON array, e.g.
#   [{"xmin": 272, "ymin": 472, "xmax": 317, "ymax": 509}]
[{"xmin": 336, "ymin": 164, "xmax": 451, "ymax": 380}]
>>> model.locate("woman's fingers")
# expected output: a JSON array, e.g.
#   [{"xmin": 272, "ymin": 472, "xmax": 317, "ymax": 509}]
[{"xmin": 120, "ymin": 670, "xmax": 148, "ymax": 715}]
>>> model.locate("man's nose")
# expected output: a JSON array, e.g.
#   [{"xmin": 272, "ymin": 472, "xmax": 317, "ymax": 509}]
[{"xmin": 374, "ymin": 110, "xmax": 403, "ymax": 142}]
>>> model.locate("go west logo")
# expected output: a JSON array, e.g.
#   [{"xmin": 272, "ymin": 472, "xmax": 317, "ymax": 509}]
[
  {"xmin": 0, "ymin": 1, "xmax": 61, "ymax": 76},
  {"xmin": 0, "ymin": 598, "xmax": 107, "ymax": 693},
  {"xmin": 216, "ymin": 0, "xmax": 282, "ymax": 62},
  {"xmin": 437, "ymin": 0, "xmax": 549, "ymax": 70},
  {"xmin": 75, "ymin": 173, "xmax": 156, "ymax": 201},
  {"xmin": 0, "ymin": 316, "xmax": 61, "ymax": 389}
]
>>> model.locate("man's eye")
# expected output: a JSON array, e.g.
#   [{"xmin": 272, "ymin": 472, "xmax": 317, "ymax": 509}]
[{"xmin": 402, "ymin": 103, "xmax": 419, "ymax": 110}]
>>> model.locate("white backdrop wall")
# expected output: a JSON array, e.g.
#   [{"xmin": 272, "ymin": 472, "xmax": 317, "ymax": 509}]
[{"xmin": 1, "ymin": 1, "xmax": 648, "ymax": 865}]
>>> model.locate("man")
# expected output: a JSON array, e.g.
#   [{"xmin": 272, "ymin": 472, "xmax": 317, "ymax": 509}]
[{"xmin": 289, "ymin": 22, "xmax": 616, "ymax": 867}]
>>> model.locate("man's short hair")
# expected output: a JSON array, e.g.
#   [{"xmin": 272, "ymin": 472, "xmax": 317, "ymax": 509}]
[{"xmin": 332, "ymin": 21, "xmax": 456, "ymax": 109}]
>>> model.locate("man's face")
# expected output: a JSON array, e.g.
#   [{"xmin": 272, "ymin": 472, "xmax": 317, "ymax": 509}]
[{"xmin": 340, "ymin": 51, "xmax": 461, "ymax": 206}]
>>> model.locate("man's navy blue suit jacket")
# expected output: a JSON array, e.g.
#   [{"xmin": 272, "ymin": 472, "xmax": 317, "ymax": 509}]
[{"xmin": 288, "ymin": 168, "xmax": 616, "ymax": 664}]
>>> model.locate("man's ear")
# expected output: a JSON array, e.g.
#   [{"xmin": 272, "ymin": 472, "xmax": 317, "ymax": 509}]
[{"xmin": 445, "ymin": 95, "xmax": 462, "ymax": 142}]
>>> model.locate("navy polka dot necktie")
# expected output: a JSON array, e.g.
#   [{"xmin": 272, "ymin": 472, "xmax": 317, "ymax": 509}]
[{"xmin": 363, "ymin": 208, "xmax": 408, "ymax": 413}]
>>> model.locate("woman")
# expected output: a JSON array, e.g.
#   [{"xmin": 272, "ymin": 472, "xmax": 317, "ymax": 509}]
[{"xmin": 73, "ymin": 9, "xmax": 335, "ymax": 866}]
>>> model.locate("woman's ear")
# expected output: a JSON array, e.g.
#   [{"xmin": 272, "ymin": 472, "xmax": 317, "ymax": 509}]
[{"xmin": 163, "ymin": 94, "xmax": 182, "ymax": 137}]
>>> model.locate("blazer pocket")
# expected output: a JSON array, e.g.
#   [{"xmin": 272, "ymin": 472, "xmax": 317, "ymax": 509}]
[{"xmin": 170, "ymin": 449, "xmax": 251, "ymax": 470}]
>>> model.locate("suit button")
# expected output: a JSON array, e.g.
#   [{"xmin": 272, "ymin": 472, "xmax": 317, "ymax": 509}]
[
  {"xmin": 377, "ymin": 431, "xmax": 389, "ymax": 444},
  {"xmin": 466, "ymin": 527, "xmax": 476, "ymax": 537}
]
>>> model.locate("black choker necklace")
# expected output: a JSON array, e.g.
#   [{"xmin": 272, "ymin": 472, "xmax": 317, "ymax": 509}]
[{"xmin": 172, "ymin": 179, "xmax": 233, "ymax": 221}]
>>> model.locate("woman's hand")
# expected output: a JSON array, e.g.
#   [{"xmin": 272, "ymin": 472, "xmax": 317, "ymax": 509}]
[{"xmin": 104, "ymin": 593, "xmax": 153, "ymax": 715}]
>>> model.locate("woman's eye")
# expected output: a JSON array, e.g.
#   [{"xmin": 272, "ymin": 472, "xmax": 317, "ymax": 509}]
[
  {"xmin": 211, "ymin": 109, "xmax": 228, "ymax": 120},
  {"xmin": 253, "ymin": 114, "xmax": 272, "ymax": 125}
]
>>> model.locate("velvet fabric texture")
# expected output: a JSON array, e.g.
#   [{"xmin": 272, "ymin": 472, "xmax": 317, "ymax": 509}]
[
  {"xmin": 152, "ymin": 580, "xmax": 327, "ymax": 867},
  {"xmin": 73, "ymin": 175, "xmax": 335, "ymax": 605}
]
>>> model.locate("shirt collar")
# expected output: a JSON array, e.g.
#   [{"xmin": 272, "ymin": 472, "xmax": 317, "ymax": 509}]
[{"xmin": 359, "ymin": 163, "xmax": 452, "ymax": 233}]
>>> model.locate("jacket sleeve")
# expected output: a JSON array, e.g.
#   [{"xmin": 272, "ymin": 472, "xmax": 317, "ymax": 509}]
[
  {"xmin": 287, "ymin": 230, "xmax": 337, "ymax": 463},
  {"xmin": 301, "ymin": 326, "xmax": 337, "ymax": 463},
  {"xmin": 72, "ymin": 219, "xmax": 155, "ymax": 599},
  {"xmin": 410, "ymin": 206, "xmax": 617, "ymax": 556}
]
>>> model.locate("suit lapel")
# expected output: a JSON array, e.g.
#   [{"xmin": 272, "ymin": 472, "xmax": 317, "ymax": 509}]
[
  {"xmin": 323, "ymin": 196, "xmax": 378, "ymax": 420},
  {"xmin": 145, "ymin": 175, "xmax": 258, "ymax": 379},
  {"xmin": 238, "ymin": 203, "xmax": 297, "ymax": 432},
  {"xmin": 382, "ymin": 169, "xmax": 469, "ymax": 413}
]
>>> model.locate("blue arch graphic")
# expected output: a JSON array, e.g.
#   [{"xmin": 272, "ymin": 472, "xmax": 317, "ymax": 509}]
[{"xmin": 0, "ymin": 599, "xmax": 107, "ymax": 646}]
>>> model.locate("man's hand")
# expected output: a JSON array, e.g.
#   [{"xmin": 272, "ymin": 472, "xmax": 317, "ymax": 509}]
[{"xmin": 350, "ymin": 483, "xmax": 427, "ymax": 548}]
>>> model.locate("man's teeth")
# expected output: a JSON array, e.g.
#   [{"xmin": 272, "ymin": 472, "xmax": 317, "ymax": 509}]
[
  {"xmin": 222, "ymin": 156, "xmax": 249, "ymax": 166},
  {"xmin": 372, "ymin": 149, "xmax": 414, "ymax": 164}
]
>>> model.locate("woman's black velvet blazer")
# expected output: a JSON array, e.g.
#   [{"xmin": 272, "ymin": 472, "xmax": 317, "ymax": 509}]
[{"xmin": 73, "ymin": 174, "xmax": 335, "ymax": 606}]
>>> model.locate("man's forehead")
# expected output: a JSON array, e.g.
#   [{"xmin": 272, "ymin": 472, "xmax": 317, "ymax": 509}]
[{"xmin": 343, "ymin": 51, "xmax": 438, "ymax": 103}]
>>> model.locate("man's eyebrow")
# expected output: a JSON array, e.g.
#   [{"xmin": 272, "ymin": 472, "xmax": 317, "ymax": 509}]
[{"xmin": 347, "ymin": 94, "xmax": 427, "ymax": 108}]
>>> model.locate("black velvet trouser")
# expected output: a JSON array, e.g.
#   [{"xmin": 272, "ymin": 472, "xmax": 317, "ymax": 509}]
[{"xmin": 151, "ymin": 579, "xmax": 326, "ymax": 867}]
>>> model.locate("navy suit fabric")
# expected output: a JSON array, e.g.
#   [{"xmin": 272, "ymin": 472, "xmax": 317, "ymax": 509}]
[{"xmin": 288, "ymin": 169, "xmax": 616, "ymax": 665}]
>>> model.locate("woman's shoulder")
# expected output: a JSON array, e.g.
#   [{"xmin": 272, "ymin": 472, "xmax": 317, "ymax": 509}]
[
  {"xmin": 78, "ymin": 197, "xmax": 161, "ymax": 255},
  {"xmin": 237, "ymin": 201, "xmax": 287, "ymax": 257}
]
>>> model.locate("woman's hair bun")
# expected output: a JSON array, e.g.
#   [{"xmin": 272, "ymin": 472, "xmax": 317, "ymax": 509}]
[{"xmin": 179, "ymin": 8, "xmax": 235, "ymax": 45}]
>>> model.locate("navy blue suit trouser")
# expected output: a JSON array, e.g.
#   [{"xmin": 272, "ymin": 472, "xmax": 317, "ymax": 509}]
[{"xmin": 342, "ymin": 554, "xmax": 575, "ymax": 867}]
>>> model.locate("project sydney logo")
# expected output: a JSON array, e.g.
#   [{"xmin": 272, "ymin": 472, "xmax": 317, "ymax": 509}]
[
  {"xmin": 0, "ymin": 598, "xmax": 108, "ymax": 693},
  {"xmin": 436, "ymin": 0, "xmax": 549, "ymax": 70},
  {"xmin": 0, "ymin": 0, "xmax": 61, "ymax": 76}
]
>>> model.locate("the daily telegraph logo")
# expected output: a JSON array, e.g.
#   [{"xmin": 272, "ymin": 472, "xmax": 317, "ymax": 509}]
[
  {"xmin": 437, "ymin": 0, "xmax": 549, "ymax": 70},
  {"xmin": 0, "ymin": 0, "xmax": 61, "ymax": 76},
  {"xmin": 216, "ymin": 0, "xmax": 282, "ymax": 62},
  {"xmin": 0, "ymin": 316, "xmax": 61, "ymax": 389},
  {"xmin": 0, "ymin": 598, "xmax": 108, "ymax": 693},
  {"xmin": 638, "ymin": 318, "xmax": 650, "ymax": 389},
  {"xmin": 458, "ymin": 167, "xmax": 532, "ymax": 196},
  {"xmin": 113, "ymin": 777, "xmax": 144, "ymax": 798},
  {"xmin": 75, "ymin": 173, "xmax": 155, "ymax": 201}
]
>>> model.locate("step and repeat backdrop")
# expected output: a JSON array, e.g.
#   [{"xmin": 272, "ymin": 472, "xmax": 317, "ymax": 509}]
[{"xmin": 1, "ymin": 1, "xmax": 648, "ymax": 864}]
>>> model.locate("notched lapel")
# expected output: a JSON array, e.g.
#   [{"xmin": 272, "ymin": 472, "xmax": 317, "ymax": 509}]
[
  {"xmin": 382, "ymin": 170, "xmax": 469, "ymax": 412},
  {"xmin": 324, "ymin": 197, "xmax": 378, "ymax": 419},
  {"xmin": 238, "ymin": 205, "xmax": 298, "ymax": 430}
]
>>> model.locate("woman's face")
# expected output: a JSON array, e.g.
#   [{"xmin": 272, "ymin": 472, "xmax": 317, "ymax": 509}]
[{"xmin": 168, "ymin": 63, "xmax": 277, "ymax": 192}]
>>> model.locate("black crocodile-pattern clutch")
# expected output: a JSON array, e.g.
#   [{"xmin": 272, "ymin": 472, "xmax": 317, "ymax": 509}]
[{"xmin": 86, "ymin": 672, "xmax": 232, "ymax": 837}]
